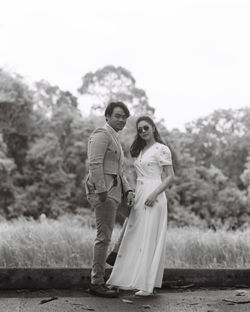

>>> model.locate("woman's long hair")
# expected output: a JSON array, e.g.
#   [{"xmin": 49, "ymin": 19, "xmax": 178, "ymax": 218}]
[{"xmin": 130, "ymin": 116, "xmax": 178, "ymax": 173}]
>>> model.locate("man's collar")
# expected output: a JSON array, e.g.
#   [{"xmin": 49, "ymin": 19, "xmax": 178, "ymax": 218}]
[{"xmin": 105, "ymin": 123, "xmax": 119, "ymax": 139}]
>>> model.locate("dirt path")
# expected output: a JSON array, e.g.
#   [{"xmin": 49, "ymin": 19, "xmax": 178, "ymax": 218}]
[{"xmin": 0, "ymin": 288, "xmax": 250, "ymax": 312}]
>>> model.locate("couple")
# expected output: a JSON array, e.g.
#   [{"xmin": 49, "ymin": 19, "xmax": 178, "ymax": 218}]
[{"xmin": 85, "ymin": 101, "xmax": 175, "ymax": 298}]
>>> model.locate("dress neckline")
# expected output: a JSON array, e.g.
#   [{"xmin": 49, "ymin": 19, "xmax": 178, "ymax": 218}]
[{"xmin": 140, "ymin": 142, "xmax": 157, "ymax": 159}]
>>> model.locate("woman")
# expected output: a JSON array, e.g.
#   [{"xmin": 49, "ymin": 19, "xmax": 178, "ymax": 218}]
[{"xmin": 106, "ymin": 116, "xmax": 175, "ymax": 296}]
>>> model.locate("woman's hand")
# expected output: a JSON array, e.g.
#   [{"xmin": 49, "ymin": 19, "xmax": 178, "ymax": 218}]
[{"xmin": 145, "ymin": 192, "xmax": 158, "ymax": 207}]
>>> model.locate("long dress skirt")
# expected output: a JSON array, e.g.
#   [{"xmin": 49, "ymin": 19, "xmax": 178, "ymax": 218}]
[{"xmin": 107, "ymin": 177, "xmax": 168, "ymax": 293}]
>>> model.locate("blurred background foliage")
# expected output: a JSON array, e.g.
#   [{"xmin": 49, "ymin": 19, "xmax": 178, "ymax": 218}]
[{"xmin": 1, "ymin": 66, "xmax": 250, "ymax": 230}]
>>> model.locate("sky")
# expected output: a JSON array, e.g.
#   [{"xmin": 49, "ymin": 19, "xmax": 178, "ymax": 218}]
[{"xmin": 0, "ymin": 0, "xmax": 249, "ymax": 130}]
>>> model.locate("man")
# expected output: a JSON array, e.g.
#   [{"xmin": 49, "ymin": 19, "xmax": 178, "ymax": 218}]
[{"xmin": 85, "ymin": 102, "xmax": 134, "ymax": 298}]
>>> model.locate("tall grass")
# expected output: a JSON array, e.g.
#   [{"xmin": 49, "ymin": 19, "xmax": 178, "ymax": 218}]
[
  {"xmin": 0, "ymin": 215, "xmax": 249, "ymax": 268},
  {"xmin": 165, "ymin": 228, "xmax": 250, "ymax": 268}
]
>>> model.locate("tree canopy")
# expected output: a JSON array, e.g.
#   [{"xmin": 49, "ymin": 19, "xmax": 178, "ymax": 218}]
[
  {"xmin": 78, "ymin": 65, "xmax": 155, "ymax": 116},
  {"xmin": 0, "ymin": 67, "xmax": 250, "ymax": 230}
]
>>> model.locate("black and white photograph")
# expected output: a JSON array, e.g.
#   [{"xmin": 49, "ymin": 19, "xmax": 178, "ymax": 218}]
[{"xmin": 0, "ymin": 0, "xmax": 250, "ymax": 311}]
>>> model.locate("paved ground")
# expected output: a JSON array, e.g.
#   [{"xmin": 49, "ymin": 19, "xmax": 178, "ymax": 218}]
[{"xmin": 0, "ymin": 288, "xmax": 250, "ymax": 312}]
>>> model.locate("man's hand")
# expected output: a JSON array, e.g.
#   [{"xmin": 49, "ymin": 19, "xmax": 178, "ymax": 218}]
[
  {"xmin": 126, "ymin": 191, "xmax": 135, "ymax": 207},
  {"xmin": 98, "ymin": 191, "xmax": 108, "ymax": 202}
]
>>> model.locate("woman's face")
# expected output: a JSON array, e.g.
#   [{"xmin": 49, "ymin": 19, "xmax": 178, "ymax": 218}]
[{"xmin": 137, "ymin": 120, "xmax": 155, "ymax": 142}]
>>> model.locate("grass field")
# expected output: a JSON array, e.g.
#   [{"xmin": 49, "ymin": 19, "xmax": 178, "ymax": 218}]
[{"xmin": 0, "ymin": 214, "xmax": 249, "ymax": 268}]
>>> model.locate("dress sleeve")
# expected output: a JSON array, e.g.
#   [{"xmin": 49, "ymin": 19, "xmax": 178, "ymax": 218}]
[{"xmin": 157, "ymin": 145, "xmax": 172, "ymax": 166}]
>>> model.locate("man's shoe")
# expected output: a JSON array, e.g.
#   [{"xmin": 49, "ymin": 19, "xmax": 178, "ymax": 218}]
[
  {"xmin": 89, "ymin": 283, "xmax": 118, "ymax": 298},
  {"xmin": 106, "ymin": 251, "xmax": 117, "ymax": 266}
]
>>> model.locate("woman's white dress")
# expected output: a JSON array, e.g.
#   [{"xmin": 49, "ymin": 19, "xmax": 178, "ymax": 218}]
[{"xmin": 107, "ymin": 142, "xmax": 172, "ymax": 293}]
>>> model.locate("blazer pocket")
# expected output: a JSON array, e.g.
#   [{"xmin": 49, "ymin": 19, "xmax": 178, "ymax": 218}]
[
  {"xmin": 104, "ymin": 174, "xmax": 117, "ymax": 192},
  {"xmin": 105, "ymin": 148, "xmax": 119, "ymax": 163}
]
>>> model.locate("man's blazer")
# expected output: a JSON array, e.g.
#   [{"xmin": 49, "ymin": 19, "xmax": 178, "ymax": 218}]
[{"xmin": 85, "ymin": 124, "xmax": 131, "ymax": 202}]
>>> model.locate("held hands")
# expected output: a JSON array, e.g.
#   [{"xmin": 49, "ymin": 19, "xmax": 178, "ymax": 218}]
[
  {"xmin": 126, "ymin": 191, "xmax": 135, "ymax": 207},
  {"xmin": 145, "ymin": 192, "xmax": 158, "ymax": 207}
]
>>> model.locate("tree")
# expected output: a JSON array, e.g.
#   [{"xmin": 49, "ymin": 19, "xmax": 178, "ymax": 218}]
[
  {"xmin": 162, "ymin": 121, "xmax": 250, "ymax": 230},
  {"xmin": 241, "ymin": 156, "xmax": 250, "ymax": 200},
  {"xmin": 0, "ymin": 69, "xmax": 34, "ymax": 171},
  {"xmin": 33, "ymin": 79, "xmax": 78, "ymax": 117},
  {"xmin": 0, "ymin": 134, "xmax": 16, "ymax": 216},
  {"xmin": 78, "ymin": 65, "xmax": 155, "ymax": 115},
  {"xmin": 7, "ymin": 132, "xmax": 73, "ymax": 218},
  {"xmin": 185, "ymin": 108, "xmax": 250, "ymax": 188},
  {"xmin": 17, "ymin": 81, "xmax": 93, "ymax": 217}
]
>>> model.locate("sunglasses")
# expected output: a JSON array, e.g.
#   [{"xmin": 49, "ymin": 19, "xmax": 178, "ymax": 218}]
[{"xmin": 137, "ymin": 125, "xmax": 150, "ymax": 134}]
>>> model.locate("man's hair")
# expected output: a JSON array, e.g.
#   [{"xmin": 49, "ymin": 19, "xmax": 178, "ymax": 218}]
[{"xmin": 104, "ymin": 101, "xmax": 130, "ymax": 118}]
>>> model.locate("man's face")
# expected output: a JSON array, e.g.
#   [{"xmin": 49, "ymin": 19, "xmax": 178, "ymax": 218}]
[{"xmin": 106, "ymin": 107, "xmax": 128, "ymax": 132}]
